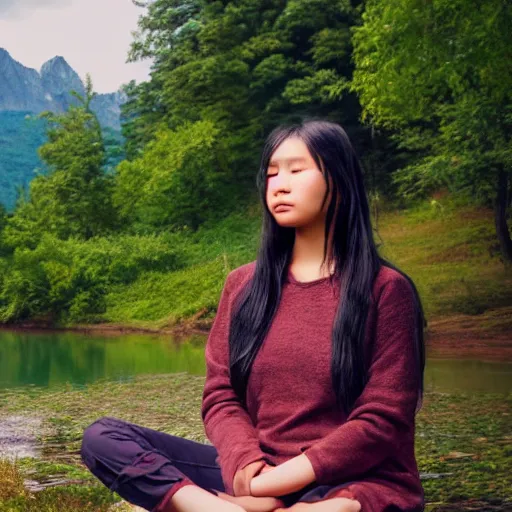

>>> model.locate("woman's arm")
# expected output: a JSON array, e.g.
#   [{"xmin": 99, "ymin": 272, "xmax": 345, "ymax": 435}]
[
  {"xmin": 250, "ymin": 453, "xmax": 316, "ymax": 497},
  {"xmin": 252, "ymin": 275, "xmax": 420, "ymax": 495},
  {"xmin": 201, "ymin": 270, "xmax": 267, "ymax": 495},
  {"xmin": 301, "ymin": 275, "xmax": 421, "ymax": 485}
]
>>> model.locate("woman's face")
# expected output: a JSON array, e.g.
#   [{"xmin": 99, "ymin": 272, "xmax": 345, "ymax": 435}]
[{"xmin": 265, "ymin": 136, "xmax": 333, "ymax": 229}]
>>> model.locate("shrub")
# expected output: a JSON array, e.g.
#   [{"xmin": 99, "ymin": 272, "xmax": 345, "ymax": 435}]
[{"xmin": 0, "ymin": 233, "xmax": 186, "ymax": 323}]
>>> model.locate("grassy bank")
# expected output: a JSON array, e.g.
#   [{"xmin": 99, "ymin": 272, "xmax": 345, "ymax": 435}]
[
  {"xmin": 3, "ymin": 195, "xmax": 511, "ymax": 348},
  {"xmin": 90, "ymin": 196, "xmax": 512, "ymax": 330},
  {"xmin": 0, "ymin": 374, "xmax": 510, "ymax": 511},
  {"xmin": 49, "ymin": 195, "xmax": 509, "ymax": 363}
]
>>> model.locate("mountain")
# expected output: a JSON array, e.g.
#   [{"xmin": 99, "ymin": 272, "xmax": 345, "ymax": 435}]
[
  {"xmin": 0, "ymin": 49, "xmax": 128, "ymax": 212},
  {"xmin": 40, "ymin": 56, "xmax": 86, "ymax": 111},
  {"xmin": 0, "ymin": 48, "xmax": 127, "ymax": 130}
]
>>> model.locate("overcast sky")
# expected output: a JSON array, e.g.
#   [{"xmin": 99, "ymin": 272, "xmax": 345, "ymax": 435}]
[{"xmin": 0, "ymin": 0, "xmax": 153, "ymax": 93}]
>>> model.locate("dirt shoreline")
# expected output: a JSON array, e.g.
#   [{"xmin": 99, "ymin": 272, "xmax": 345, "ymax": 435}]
[
  {"xmin": 425, "ymin": 311, "xmax": 512, "ymax": 362},
  {"xmin": 1, "ymin": 311, "xmax": 511, "ymax": 362},
  {"xmin": 0, "ymin": 319, "xmax": 211, "ymax": 340}
]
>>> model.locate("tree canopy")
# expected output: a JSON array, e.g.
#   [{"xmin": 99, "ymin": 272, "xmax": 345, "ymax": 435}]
[{"xmin": 351, "ymin": 0, "xmax": 512, "ymax": 259}]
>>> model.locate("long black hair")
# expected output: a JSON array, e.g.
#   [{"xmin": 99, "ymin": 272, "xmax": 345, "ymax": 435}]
[{"xmin": 228, "ymin": 119, "xmax": 426, "ymax": 416}]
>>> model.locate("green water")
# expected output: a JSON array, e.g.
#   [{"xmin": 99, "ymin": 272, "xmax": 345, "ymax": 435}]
[
  {"xmin": 0, "ymin": 329, "xmax": 510, "ymax": 393},
  {"xmin": 0, "ymin": 329, "xmax": 207, "ymax": 389}
]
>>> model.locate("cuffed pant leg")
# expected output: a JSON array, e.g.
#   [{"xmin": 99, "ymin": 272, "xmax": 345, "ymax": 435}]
[
  {"xmin": 80, "ymin": 416, "xmax": 223, "ymax": 511},
  {"xmin": 275, "ymin": 481, "xmax": 361, "ymax": 507},
  {"xmin": 295, "ymin": 481, "xmax": 361, "ymax": 506}
]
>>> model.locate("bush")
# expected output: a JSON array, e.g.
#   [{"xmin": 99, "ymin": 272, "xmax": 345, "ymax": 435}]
[
  {"xmin": 0, "ymin": 233, "xmax": 186, "ymax": 323},
  {"xmin": 113, "ymin": 119, "xmax": 236, "ymax": 232}
]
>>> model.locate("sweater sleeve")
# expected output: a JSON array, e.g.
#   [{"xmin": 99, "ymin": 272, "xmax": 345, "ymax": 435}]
[
  {"xmin": 303, "ymin": 275, "xmax": 420, "ymax": 484},
  {"xmin": 201, "ymin": 270, "xmax": 267, "ymax": 495}
]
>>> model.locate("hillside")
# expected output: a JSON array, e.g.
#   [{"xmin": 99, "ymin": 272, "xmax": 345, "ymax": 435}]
[
  {"xmin": 0, "ymin": 112, "xmax": 124, "ymax": 212},
  {"xmin": 0, "ymin": 112, "xmax": 47, "ymax": 211},
  {"xmin": 64, "ymin": 196, "xmax": 511, "ymax": 360}
]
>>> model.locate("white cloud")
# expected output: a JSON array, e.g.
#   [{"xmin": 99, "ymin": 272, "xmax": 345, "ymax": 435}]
[
  {"xmin": 0, "ymin": 0, "xmax": 152, "ymax": 92},
  {"xmin": 0, "ymin": 0, "xmax": 73, "ymax": 20}
]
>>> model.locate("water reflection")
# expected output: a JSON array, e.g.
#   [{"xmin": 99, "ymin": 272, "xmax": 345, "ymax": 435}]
[
  {"xmin": 0, "ymin": 330, "xmax": 206, "ymax": 389},
  {"xmin": 424, "ymin": 358, "xmax": 511, "ymax": 394},
  {"xmin": 0, "ymin": 329, "xmax": 511, "ymax": 393}
]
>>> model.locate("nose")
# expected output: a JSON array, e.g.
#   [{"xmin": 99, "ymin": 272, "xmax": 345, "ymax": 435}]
[{"xmin": 269, "ymin": 173, "xmax": 291, "ymax": 195}]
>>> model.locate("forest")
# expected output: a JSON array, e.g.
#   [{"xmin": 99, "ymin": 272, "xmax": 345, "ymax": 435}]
[{"xmin": 0, "ymin": 0, "xmax": 510, "ymax": 329}]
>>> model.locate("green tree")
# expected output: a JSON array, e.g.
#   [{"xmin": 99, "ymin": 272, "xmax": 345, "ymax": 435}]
[
  {"xmin": 351, "ymin": 0, "xmax": 512, "ymax": 262},
  {"xmin": 4, "ymin": 75, "xmax": 119, "ymax": 248},
  {"xmin": 0, "ymin": 204, "xmax": 8, "ymax": 257},
  {"xmin": 122, "ymin": 0, "xmax": 373, "ymax": 210},
  {"xmin": 114, "ymin": 119, "xmax": 234, "ymax": 231},
  {"xmin": 122, "ymin": 0, "xmax": 203, "ymax": 159}
]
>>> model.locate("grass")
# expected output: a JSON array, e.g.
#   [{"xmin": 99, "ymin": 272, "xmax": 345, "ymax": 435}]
[
  {"xmin": 0, "ymin": 459, "xmax": 27, "ymax": 501},
  {"xmin": 0, "ymin": 374, "xmax": 511, "ymax": 511},
  {"xmin": 92, "ymin": 195, "xmax": 511, "ymax": 332},
  {"xmin": 78, "ymin": 210, "xmax": 263, "ymax": 329},
  {"xmin": 375, "ymin": 199, "xmax": 512, "ymax": 319},
  {"xmin": 1, "ymin": 194, "xmax": 511, "ymax": 510}
]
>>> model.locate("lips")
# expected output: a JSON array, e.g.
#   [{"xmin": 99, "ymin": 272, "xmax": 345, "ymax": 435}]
[{"xmin": 274, "ymin": 202, "xmax": 294, "ymax": 210}]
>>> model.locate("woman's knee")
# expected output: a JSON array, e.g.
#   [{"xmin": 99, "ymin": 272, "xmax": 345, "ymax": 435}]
[{"xmin": 80, "ymin": 416, "xmax": 123, "ymax": 464}]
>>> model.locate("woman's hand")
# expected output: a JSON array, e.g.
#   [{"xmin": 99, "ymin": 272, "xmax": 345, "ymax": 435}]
[
  {"xmin": 250, "ymin": 454, "xmax": 316, "ymax": 497},
  {"xmin": 259, "ymin": 463, "xmax": 276, "ymax": 475},
  {"xmin": 230, "ymin": 461, "xmax": 285, "ymax": 511},
  {"xmin": 233, "ymin": 460, "xmax": 267, "ymax": 497}
]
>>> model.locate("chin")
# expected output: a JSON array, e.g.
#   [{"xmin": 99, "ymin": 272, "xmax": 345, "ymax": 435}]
[{"xmin": 274, "ymin": 218, "xmax": 299, "ymax": 227}]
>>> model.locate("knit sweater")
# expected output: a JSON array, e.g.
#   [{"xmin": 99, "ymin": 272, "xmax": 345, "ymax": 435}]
[{"xmin": 201, "ymin": 260, "xmax": 424, "ymax": 512}]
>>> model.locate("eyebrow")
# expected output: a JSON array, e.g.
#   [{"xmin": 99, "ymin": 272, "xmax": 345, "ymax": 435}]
[{"xmin": 268, "ymin": 157, "xmax": 308, "ymax": 167}]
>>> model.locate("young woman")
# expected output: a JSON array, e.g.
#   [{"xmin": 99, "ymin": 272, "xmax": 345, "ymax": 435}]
[{"xmin": 80, "ymin": 119, "xmax": 426, "ymax": 512}]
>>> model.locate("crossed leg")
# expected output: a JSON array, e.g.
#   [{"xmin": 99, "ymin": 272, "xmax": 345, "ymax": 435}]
[{"xmin": 216, "ymin": 491, "xmax": 361, "ymax": 512}]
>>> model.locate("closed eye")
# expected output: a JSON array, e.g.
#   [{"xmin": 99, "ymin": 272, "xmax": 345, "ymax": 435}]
[{"xmin": 266, "ymin": 169, "xmax": 304, "ymax": 177}]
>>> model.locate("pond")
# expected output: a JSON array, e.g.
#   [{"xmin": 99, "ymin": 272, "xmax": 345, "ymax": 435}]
[{"xmin": 0, "ymin": 328, "xmax": 511, "ymax": 393}]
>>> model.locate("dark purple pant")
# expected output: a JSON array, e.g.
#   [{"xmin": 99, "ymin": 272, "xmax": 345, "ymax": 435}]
[{"xmin": 80, "ymin": 416, "xmax": 353, "ymax": 511}]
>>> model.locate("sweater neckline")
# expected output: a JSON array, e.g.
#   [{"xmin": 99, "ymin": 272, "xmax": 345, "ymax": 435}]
[{"xmin": 286, "ymin": 267, "xmax": 335, "ymax": 288}]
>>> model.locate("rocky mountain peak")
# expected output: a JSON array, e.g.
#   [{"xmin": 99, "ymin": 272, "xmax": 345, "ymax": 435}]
[
  {"xmin": 40, "ymin": 56, "xmax": 73, "ymax": 76},
  {"xmin": 0, "ymin": 47, "xmax": 124, "ymax": 129},
  {"xmin": 40, "ymin": 55, "xmax": 84, "ymax": 98}
]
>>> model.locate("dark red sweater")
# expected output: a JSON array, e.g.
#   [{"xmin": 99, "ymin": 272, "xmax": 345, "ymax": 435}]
[{"xmin": 201, "ymin": 261, "xmax": 424, "ymax": 512}]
